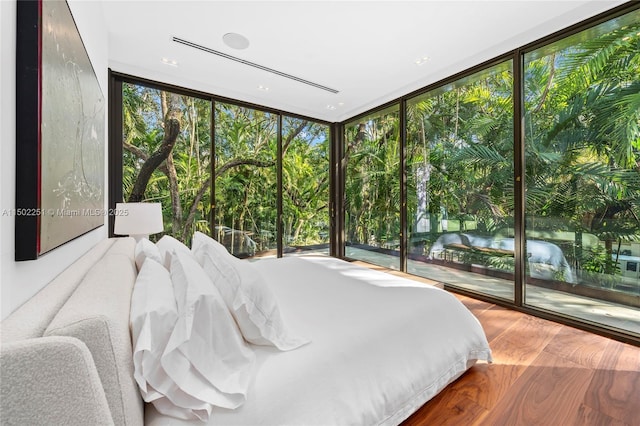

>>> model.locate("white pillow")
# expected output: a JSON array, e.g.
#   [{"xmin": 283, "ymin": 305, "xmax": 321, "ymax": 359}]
[
  {"xmin": 192, "ymin": 232, "xmax": 309, "ymax": 351},
  {"xmin": 130, "ymin": 258, "xmax": 176, "ymax": 402},
  {"xmin": 156, "ymin": 235, "xmax": 190, "ymax": 269},
  {"xmin": 162, "ymin": 249, "xmax": 255, "ymax": 414},
  {"xmin": 129, "ymin": 258, "xmax": 210, "ymax": 420},
  {"xmin": 192, "ymin": 231, "xmax": 229, "ymax": 258},
  {"xmin": 134, "ymin": 238, "xmax": 162, "ymax": 270}
]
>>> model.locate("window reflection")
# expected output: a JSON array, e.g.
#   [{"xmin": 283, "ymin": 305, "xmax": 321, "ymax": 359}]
[{"xmin": 405, "ymin": 62, "xmax": 515, "ymax": 301}]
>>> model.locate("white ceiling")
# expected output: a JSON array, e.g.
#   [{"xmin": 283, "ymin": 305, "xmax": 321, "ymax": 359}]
[{"xmin": 102, "ymin": 0, "xmax": 628, "ymax": 123}]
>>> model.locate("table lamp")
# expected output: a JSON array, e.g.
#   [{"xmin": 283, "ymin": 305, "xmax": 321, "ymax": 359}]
[{"xmin": 113, "ymin": 202, "xmax": 163, "ymax": 241}]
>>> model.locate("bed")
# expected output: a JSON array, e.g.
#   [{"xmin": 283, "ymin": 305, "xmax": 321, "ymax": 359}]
[{"xmin": 145, "ymin": 255, "xmax": 492, "ymax": 426}]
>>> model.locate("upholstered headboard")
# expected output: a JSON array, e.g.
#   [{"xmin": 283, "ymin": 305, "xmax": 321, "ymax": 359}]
[{"xmin": 0, "ymin": 237, "xmax": 143, "ymax": 426}]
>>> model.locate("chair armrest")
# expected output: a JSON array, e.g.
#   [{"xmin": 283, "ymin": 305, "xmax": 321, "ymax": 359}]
[{"xmin": 0, "ymin": 336, "xmax": 114, "ymax": 425}]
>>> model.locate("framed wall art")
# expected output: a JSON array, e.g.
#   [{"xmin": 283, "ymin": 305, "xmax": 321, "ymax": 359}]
[{"xmin": 16, "ymin": 0, "xmax": 105, "ymax": 261}]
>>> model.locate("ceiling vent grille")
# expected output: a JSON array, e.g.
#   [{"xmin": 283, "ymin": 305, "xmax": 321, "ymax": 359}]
[{"xmin": 173, "ymin": 36, "xmax": 339, "ymax": 94}]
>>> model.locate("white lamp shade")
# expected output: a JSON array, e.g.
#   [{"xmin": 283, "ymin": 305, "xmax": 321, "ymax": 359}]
[{"xmin": 114, "ymin": 202, "xmax": 163, "ymax": 239}]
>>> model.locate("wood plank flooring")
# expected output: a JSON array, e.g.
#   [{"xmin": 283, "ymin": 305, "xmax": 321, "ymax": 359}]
[
  {"xmin": 348, "ymin": 262, "xmax": 640, "ymax": 425},
  {"xmin": 402, "ymin": 294, "xmax": 640, "ymax": 426}
]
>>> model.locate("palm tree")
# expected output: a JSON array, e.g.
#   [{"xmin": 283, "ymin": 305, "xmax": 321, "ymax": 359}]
[{"xmin": 524, "ymin": 18, "xmax": 640, "ymax": 279}]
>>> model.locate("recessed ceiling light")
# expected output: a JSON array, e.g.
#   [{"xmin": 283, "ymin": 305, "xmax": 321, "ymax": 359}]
[
  {"xmin": 223, "ymin": 32, "xmax": 250, "ymax": 50},
  {"xmin": 414, "ymin": 56, "xmax": 429, "ymax": 66},
  {"xmin": 257, "ymin": 85, "xmax": 269, "ymax": 91},
  {"xmin": 161, "ymin": 57, "xmax": 178, "ymax": 67},
  {"xmin": 338, "ymin": 102, "xmax": 344, "ymax": 106},
  {"xmin": 326, "ymin": 104, "xmax": 336, "ymax": 110}
]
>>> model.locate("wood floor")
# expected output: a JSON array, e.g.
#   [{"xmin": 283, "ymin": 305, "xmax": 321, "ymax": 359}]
[
  {"xmin": 400, "ymin": 293, "xmax": 640, "ymax": 426},
  {"xmin": 350, "ymin": 262, "xmax": 640, "ymax": 426}
]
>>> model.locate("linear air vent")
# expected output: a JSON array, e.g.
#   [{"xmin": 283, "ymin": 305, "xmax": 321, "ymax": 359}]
[{"xmin": 173, "ymin": 37, "xmax": 339, "ymax": 94}]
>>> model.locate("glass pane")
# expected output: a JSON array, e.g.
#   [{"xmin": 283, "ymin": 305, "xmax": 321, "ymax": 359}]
[
  {"xmin": 214, "ymin": 103, "xmax": 278, "ymax": 257},
  {"xmin": 344, "ymin": 106, "xmax": 401, "ymax": 270},
  {"xmin": 406, "ymin": 61, "xmax": 515, "ymax": 301},
  {"xmin": 524, "ymin": 9, "xmax": 640, "ymax": 335},
  {"xmin": 282, "ymin": 117, "xmax": 330, "ymax": 256},
  {"xmin": 122, "ymin": 83, "xmax": 212, "ymax": 245}
]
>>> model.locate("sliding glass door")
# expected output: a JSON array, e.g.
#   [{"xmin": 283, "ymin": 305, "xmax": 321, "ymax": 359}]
[
  {"xmin": 344, "ymin": 106, "xmax": 401, "ymax": 269},
  {"xmin": 213, "ymin": 103, "xmax": 278, "ymax": 257},
  {"xmin": 523, "ymin": 8, "xmax": 640, "ymax": 334},
  {"xmin": 282, "ymin": 117, "xmax": 331, "ymax": 256},
  {"xmin": 212, "ymin": 105, "xmax": 331, "ymax": 258},
  {"xmin": 405, "ymin": 61, "xmax": 515, "ymax": 301}
]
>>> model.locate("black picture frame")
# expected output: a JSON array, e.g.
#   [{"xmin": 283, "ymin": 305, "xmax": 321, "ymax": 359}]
[{"xmin": 15, "ymin": 0, "xmax": 105, "ymax": 261}]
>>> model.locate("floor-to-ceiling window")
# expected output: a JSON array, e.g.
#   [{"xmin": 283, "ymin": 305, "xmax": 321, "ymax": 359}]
[
  {"xmin": 337, "ymin": 2, "xmax": 638, "ymax": 342},
  {"xmin": 114, "ymin": 77, "xmax": 331, "ymax": 258},
  {"xmin": 344, "ymin": 106, "xmax": 401, "ymax": 269},
  {"xmin": 213, "ymin": 103, "xmax": 278, "ymax": 256},
  {"xmin": 523, "ymin": 8, "xmax": 640, "ymax": 334},
  {"xmin": 121, "ymin": 83, "xmax": 212, "ymax": 245},
  {"xmin": 282, "ymin": 117, "xmax": 331, "ymax": 255},
  {"xmin": 405, "ymin": 61, "xmax": 515, "ymax": 301}
]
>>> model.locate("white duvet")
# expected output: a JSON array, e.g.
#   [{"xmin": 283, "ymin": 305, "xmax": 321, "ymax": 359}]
[{"xmin": 146, "ymin": 256, "xmax": 491, "ymax": 426}]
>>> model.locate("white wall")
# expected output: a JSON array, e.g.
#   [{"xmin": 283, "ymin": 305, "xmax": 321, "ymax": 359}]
[{"xmin": 0, "ymin": 0, "xmax": 109, "ymax": 320}]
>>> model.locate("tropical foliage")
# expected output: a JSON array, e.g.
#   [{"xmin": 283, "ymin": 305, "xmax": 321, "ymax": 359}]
[
  {"xmin": 344, "ymin": 10, "xmax": 639, "ymax": 292},
  {"xmin": 345, "ymin": 107, "xmax": 401, "ymax": 258},
  {"xmin": 282, "ymin": 117, "xmax": 330, "ymax": 250},
  {"xmin": 122, "ymin": 91, "xmax": 329, "ymax": 254},
  {"xmin": 524, "ymin": 15, "xmax": 640, "ymax": 281},
  {"xmin": 123, "ymin": 85, "xmax": 212, "ymax": 243},
  {"xmin": 406, "ymin": 62, "xmax": 514, "ymax": 250}
]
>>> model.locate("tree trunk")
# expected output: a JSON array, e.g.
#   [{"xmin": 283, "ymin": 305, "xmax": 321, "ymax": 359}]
[
  {"xmin": 166, "ymin": 152, "xmax": 183, "ymax": 239},
  {"xmin": 128, "ymin": 93, "xmax": 181, "ymax": 202},
  {"xmin": 292, "ymin": 219, "xmax": 305, "ymax": 244}
]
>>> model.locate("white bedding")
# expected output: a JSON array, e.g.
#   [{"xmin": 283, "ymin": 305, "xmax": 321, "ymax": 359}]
[{"xmin": 146, "ymin": 256, "xmax": 491, "ymax": 426}]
